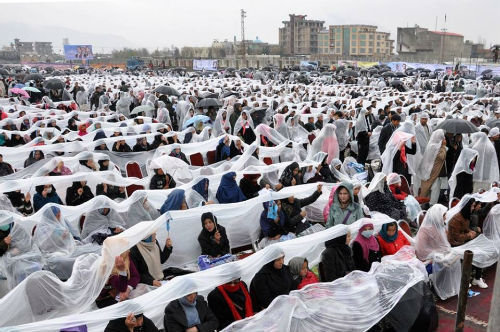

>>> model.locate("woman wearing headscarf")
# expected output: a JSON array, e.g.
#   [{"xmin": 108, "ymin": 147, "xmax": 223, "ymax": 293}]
[
  {"xmin": 250, "ymin": 252, "xmax": 294, "ymax": 311},
  {"xmin": 352, "ymin": 221, "xmax": 381, "ymax": 272},
  {"xmin": 129, "ymin": 233, "xmax": 172, "ymax": 287},
  {"xmin": 77, "ymin": 124, "xmax": 88, "ymax": 136},
  {"xmin": 24, "ymin": 150, "xmax": 44, "ymax": 168},
  {"xmin": 5, "ymin": 191, "xmax": 33, "ymax": 216},
  {"xmin": 288, "ymin": 257, "xmax": 319, "ymax": 290},
  {"xmin": 321, "ymin": 230, "xmax": 355, "ymax": 282},
  {"xmin": 104, "ymin": 312, "xmax": 158, "ymax": 332},
  {"xmin": 233, "ymin": 110, "xmax": 256, "ymax": 144},
  {"xmin": 126, "ymin": 193, "xmax": 160, "ymax": 228},
  {"xmin": 33, "ymin": 206, "xmax": 79, "ymax": 256},
  {"xmin": 355, "ymin": 109, "xmax": 373, "ymax": 165},
  {"xmin": 364, "ymin": 173, "xmax": 407, "ymax": 220},
  {"xmin": 216, "ymin": 172, "xmax": 247, "ymax": 204},
  {"xmin": 67, "ymin": 118, "xmax": 78, "ymax": 131},
  {"xmin": 169, "ymin": 144, "xmax": 189, "ymax": 164},
  {"xmin": 164, "ymin": 292, "xmax": 218, "ymax": 332},
  {"xmin": 207, "ymin": 277, "xmax": 254, "ymax": 330},
  {"xmin": 132, "ymin": 137, "xmax": 151, "ymax": 152},
  {"xmin": 96, "ymin": 252, "xmax": 140, "ymax": 308},
  {"xmin": 470, "ymin": 131, "xmax": 500, "ymax": 193},
  {"xmin": 65, "ymin": 181, "xmax": 94, "ymax": 206},
  {"xmin": 81, "ymin": 207, "xmax": 126, "ymax": 243},
  {"xmin": 279, "ymin": 162, "xmax": 302, "ymax": 187},
  {"xmin": 259, "ymin": 199, "xmax": 295, "ymax": 248},
  {"xmin": 326, "ymin": 182, "xmax": 364, "ymax": 228},
  {"xmin": 380, "ymin": 130, "xmax": 417, "ymax": 184},
  {"xmin": 198, "ymin": 212, "xmax": 230, "ymax": 258},
  {"xmin": 418, "ymin": 129, "xmax": 447, "ymax": 204},
  {"xmin": 112, "ymin": 138, "xmax": 132, "ymax": 152},
  {"xmin": 186, "ymin": 177, "xmax": 217, "ymax": 207},
  {"xmin": 239, "ymin": 174, "xmax": 261, "ymax": 200},
  {"xmin": 216, "ymin": 136, "xmax": 232, "ymax": 162},
  {"xmin": 6, "ymin": 133, "xmax": 25, "ymax": 147},
  {"xmin": 281, "ymin": 184, "xmax": 323, "ymax": 236},
  {"xmin": 447, "ymin": 197, "xmax": 487, "ymax": 288},
  {"xmin": 160, "ymin": 189, "xmax": 188, "ymax": 214},
  {"xmin": 49, "ymin": 161, "xmax": 72, "ymax": 177},
  {"xmin": 448, "ymin": 148, "xmax": 478, "ymax": 200},
  {"xmin": 149, "ymin": 168, "xmax": 176, "ymax": 190},
  {"xmin": 376, "ymin": 222, "xmax": 411, "ymax": 257},
  {"xmin": 96, "ymin": 182, "xmax": 126, "ymax": 200},
  {"xmin": 33, "ymin": 184, "xmax": 63, "ymax": 212}
]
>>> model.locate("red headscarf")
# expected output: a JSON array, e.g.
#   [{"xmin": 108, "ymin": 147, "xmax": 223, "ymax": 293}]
[
  {"xmin": 217, "ymin": 282, "xmax": 254, "ymax": 321},
  {"xmin": 354, "ymin": 222, "xmax": 379, "ymax": 262}
]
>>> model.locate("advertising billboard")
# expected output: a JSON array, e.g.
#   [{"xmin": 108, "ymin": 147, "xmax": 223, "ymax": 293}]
[
  {"xmin": 64, "ymin": 45, "xmax": 94, "ymax": 60},
  {"xmin": 193, "ymin": 59, "xmax": 218, "ymax": 71}
]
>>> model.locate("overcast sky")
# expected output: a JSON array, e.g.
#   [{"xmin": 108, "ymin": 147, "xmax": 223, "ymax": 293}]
[{"xmin": 0, "ymin": 0, "xmax": 498, "ymax": 51}]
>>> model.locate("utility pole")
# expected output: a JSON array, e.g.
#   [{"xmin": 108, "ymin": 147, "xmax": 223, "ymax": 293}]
[
  {"xmin": 241, "ymin": 9, "xmax": 246, "ymax": 60},
  {"xmin": 440, "ymin": 14, "xmax": 447, "ymax": 63}
]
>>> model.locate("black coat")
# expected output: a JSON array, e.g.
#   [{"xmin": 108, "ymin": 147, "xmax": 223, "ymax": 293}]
[
  {"xmin": 66, "ymin": 183, "xmax": 94, "ymax": 206},
  {"xmin": 198, "ymin": 224, "xmax": 230, "ymax": 257},
  {"xmin": 321, "ymin": 236, "xmax": 355, "ymax": 282},
  {"xmin": 378, "ymin": 123, "xmax": 397, "ymax": 154},
  {"xmin": 207, "ymin": 282, "xmax": 251, "ymax": 330},
  {"xmin": 129, "ymin": 241, "xmax": 172, "ymax": 285},
  {"xmin": 454, "ymin": 172, "xmax": 473, "ymax": 199},
  {"xmin": 280, "ymin": 190, "xmax": 321, "ymax": 235},
  {"xmin": 352, "ymin": 240, "xmax": 382, "ymax": 272},
  {"xmin": 104, "ymin": 316, "xmax": 158, "ymax": 332},
  {"xmin": 392, "ymin": 142, "xmax": 417, "ymax": 181},
  {"xmin": 164, "ymin": 296, "xmax": 218, "ymax": 332},
  {"xmin": 0, "ymin": 228, "xmax": 10, "ymax": 256},
  {"xmin": 96, "ymin": 184, "xmax": 126, "ymax": 200},
  {"xmin": 239, "ymin": 177, "xmax": 260, "ymax": 199},
  {"xmin": 0, "ymin": 162, "xmax": 13, "ymax": 176},
  {"xmin": 250, "ymin": 262, "xmax": 294, "ymax": 311}
]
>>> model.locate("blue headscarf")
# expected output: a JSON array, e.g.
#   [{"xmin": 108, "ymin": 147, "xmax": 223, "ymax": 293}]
[
  {"xmin": 219, "ymin": 138, "xmax": 231, "ymax": 160},
  {"xmin": 216, "ymin": 172, "xmax": 247, "ymax": 204},
  {"xmin": 160, "ymin": 189, "xmax": 186, "ymax": 214},
  {"xmin": 379, "ymin": 222, "xmax": 399, "ymax": 243},
  {"xmin": 93, "ymin": 130, "xmax": 107, "ymax": 141},
  {"xmin": 192, "ymin": 178, "xmax": 209, "ymax": 201},
  {"xmin": 50, "ymin": 206, "xmax": 60, "ymax": 217},
  {"xmin": 266, "ymin": 201, "xmax": 278, "ymax": 220}
]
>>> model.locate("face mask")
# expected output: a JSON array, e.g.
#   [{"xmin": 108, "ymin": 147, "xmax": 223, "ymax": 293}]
[
  {"xmin": 0, "ymin": 223, "xmax": 10, "ymax": 231},
  {"xmin": 361, "ymin": 229, "xmax": 374, "ymax": 238},
  {"xmin": 46, "ymin": 188, "xmax": 52, "ymax": 194},
  {"xmin": 143, "ymin": 235, "xmax": 153, "ymax": 243}
]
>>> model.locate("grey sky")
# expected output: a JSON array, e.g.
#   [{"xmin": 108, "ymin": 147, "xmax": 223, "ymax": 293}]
[{"xmin": 0, "ymin": 0, "xmax": 498, "ymax": 51}]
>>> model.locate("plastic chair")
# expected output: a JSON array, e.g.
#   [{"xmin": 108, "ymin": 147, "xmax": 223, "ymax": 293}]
[
  {"xmin": 126, "ymin": 162, "xmax": 145, "ymax": 196},
  {"xmin": 189, "ymin": 152, "xmax": 204, "ymax": 166},
  {"xmin": 308, "ymin": 133, "xmax": 316, "ymax": 144},
  {"xmin": 206, "ymin": 150, "xmax": 216, "ymax": 165},
  {"xmin": 398, "ymin": 220, "xmax": 412, "ymax": 237},
  {"xmin": 263, "ymin": 157, "xmax": 273, "ymax": 165},
  {"xmin": 399, "ymin": 175, "xmax": 412, "ymax": 196}
]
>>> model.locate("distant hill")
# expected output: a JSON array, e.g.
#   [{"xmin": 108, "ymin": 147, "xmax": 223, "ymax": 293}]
[{"xmin": 0, "ymin": 22, "xmax": 134, "ymax": 52}]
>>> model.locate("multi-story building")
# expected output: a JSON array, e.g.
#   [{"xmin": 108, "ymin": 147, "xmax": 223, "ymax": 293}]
[
  {"xmin": 33, "ymin": 42, "xmax": 53, "ymax": 56},
  {"xmin": 13, "ymin": 38, "xmax": 53, "ymax": 56},
  {"xmin": 317, "ymin": 29, "xmax": 331, "ymax": 54},
  {"xmin": 329, "ymin": 25, "xmax": 394, "ymax": 57},
  {"xmin": 397, "ymin": 25, "xmax": 464, "ymax": 62},
  {"xmin": 279, "ymin": 14, "xmax": 325, "ymax": 55}
]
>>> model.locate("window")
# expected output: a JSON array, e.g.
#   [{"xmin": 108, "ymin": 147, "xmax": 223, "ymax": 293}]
[
  {"xmin": 377, "ymin": 41, "xmax": 380, "ymax": 46},
  {"xmin": 359, "ymin": 41, "xmax": 366, "ymax": 46},
  {"xmin": 351, "ymin": 48, "xmax": 356, "ymax": 53},
  {"xmin": 352, "ymin": 34, "xmax": 357, "ymax": 40},
  {"xmin": 369, "ymin": 34, "xmax": 374, "ymax": 39},
  {"xmin": 336, "ymin": 48, "xmax": 340, "ymax": 53},
  {"xmin": 336, "ymin": 28, "xmax": 341, "ymax": 32},
  {"xmin": 336, "ymin": 41, "xmax": 340, "ymax": 46},
  {"xmin": 359, "ymin": 34, "xmax": 366, "ymax": 40},
  {"xmin": 351, "ymin": 40, "xmax": 357, "ymax": 46},
  {"xmin": 369, "ymin": 48, "xmax": 373, "ymax": 53},
  {"xmin": 351, "ymin": 27, "xmax": 357, "ymax": 32},
  {"xmin": 369, "ymin": 41, "xmax": 373, "ymax": 46},
  {"xmin": 377, "ymin": 35, "xmax": 381, "ymax": 40},
  {"xmin": 360, "ymin": 48, "xmax": 366, "ymax": 53},
  {"xmin": 376, "ymin": 48, "xmax": 380, "ymax": 53}
]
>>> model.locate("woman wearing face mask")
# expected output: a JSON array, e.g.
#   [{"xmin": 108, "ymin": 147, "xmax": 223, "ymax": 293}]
[
  {"xmin": 197, "ymin": 212, "xmax": 229, "ymax": 258},
  {"xmin": 33, "ymin": 184, "xmax": 63, "ymax": 212},
  {"xmin": 129, "ymin": 233, "xmax": 172, "ymax": 287},
  {"xmin": 352, "ymin": 221, "xmax": 381, "ymax": 272}
]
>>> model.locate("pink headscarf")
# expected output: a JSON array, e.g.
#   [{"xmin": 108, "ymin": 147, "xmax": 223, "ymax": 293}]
[
  {"xmin": 323, "ymin": 184, "xmax": 339, "ymax": 222},
  {"xmin": 354, "ymin": 222, "xmax": 379, "ymax": 262},
  {"xmin": 321, "ymin": 136, "xmax": 339, "ymax": 164}
]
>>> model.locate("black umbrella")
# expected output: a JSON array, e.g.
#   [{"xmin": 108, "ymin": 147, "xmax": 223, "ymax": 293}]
[
  {"xmin": 195, "ymin": 98, "xmax": 221, "ymax": 108},
  {"xmin": 154, "ymin": 85, "xmax": 180, "ymax": 96},
  {"xmin": 24, "ymin": 73, "xmax": 44, "ymax": 83},
  {"xmin": 382, "ymin": 71, "xmax": 395, "ymax": 77},
  {"xmin": 395, "ymin": 72, "xmax": 407, "ymax": 77},
  {"xmin": 343, "ymin": 69, "xmax": 359, "ymax": 77},
  {"xmin": 486, "ymin": 118, "xmax": 500, "ymax": 128},
  {"xmin": 391, "ymin": 80, "xmax": 403, "ymax": 87},
  {"xmin": 492, "ymin": 76, "xmax": 500, "ymax": 82},
  {"xmin": 199, "ymin": 92, "xmax": 219, "ymax": 99},
  {"xmin": 0, "ymin": 69, "xmax": 9, "ymax": 76},
  {"xmin": 481, "ymin": 69, "xmax": 493, "ymax": 75},
  {"xmin": 44, "ymin": 78, "xmax": 65, "ymax": 90},
  {"xmin": 435, "ymin": 118, "xmax": 479, "ymax": 134},
  {"xmin": 225, "ymin": 67, "xmax": 236, "ymax": 72}
]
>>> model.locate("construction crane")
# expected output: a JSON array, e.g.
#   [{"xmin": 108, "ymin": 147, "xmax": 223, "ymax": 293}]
[{"xmin": 241, "ymin": 9, "xmax": 246, "ymax": 59}]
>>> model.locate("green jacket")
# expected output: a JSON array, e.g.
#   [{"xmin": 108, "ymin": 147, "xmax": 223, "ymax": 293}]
[{"xmin": 326, "ymin": 182, "xmax": 364, "ymax": 228}]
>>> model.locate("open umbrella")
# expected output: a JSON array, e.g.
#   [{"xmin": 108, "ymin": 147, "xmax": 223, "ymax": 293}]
[
  {"xmin": 435, "ymin": 118, "xmax": 479, "ymax": 134},
  {"xmin": 343, "ymin": 69, "xmax": 359, "ymax": 77},
  {"xmin": 195, "ymin": 98, "xmax": 221, "ymax": 108},
  {"xmin": 391, "ymin": 80, "xmax": 403, "ymax": 87},
  {"xmin": 199, "ymin": 92, "xmax": 219, "ymax": 99},
  {"xmin": 10, "ymin": 88, "xmax": 30, "ymax": 98},
  {"xmin": 381, "ymin": 71, "xmax": 395, "ymax": 77},
  {"xmin": 24, "ymin": 73, "xmax": 44, "ymax": 82},
  {"xmin": 0, "ymin": 69, "xmax": 10, "ymax": 76},
  {"xmin": 481, "ymin": 69, "xmax": 493, "ymax": 75},
  {"xmin": 44, "ymin": 78, "xmax": 65, "ymax": 90},
  {"xmin": 130, "ymin": 105, "xmax": 155, "ymax": 116},
  {"xmin": 154, "ymin": 85, "xmax": 180, "ymax": 96},
  {"xmin": 13, "ymin": 83, "xmax": 25, "ymax": 89},
  {"xmin": 182, "ymin": 115, "xmax": 211, "ymax": 130},
  {"xmin": 395, "ymin": 72, "xmax": 407, "ymax": 77},
  {"xmin": 23, "ymin": 86, "xmax": 41, "ymax": 93}
]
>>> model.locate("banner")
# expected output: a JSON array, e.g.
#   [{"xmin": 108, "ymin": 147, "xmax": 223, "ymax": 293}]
[
  {"xmin": 385, "ymin": 61, "xmax": 500, "ymax": 76},
  {"xmin": 193, "ymin": 59, "xmax": 218, "ymax": 71},
  {"xmin": 63, "ymin": 45, "xmax": 94, "ymax": 60},
  {"xmin": 300, "ymin": 61, "xmax": 318, "ymax": 70}
]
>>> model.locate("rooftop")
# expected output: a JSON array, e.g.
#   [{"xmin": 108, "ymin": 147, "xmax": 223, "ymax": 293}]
[{"xmin": 430, "ymin": 31, "xmax": 463, "ymax": 37}]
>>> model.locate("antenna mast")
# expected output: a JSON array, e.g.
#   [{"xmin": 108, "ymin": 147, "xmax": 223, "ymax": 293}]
[{"xmin": 241, "ymin": 9, "xmax": 246, "ymax": 59}]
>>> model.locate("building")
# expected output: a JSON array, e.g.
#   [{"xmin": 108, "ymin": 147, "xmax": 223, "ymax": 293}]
[
  {"xmin": 329, "ymin": 25, "xmax": 394, "ymax": 57},
  {"xmin": 33, "ymin": 42, "xmax": 53, "ymax": 56},
  {"xmin": 13, "ymin": 38, "xmax": 53, "ymax": 57},
  {"xmin": 13, "ymin": 39, "xmax": 34, "ymax": 54},
  {"xmin": 397, "ymin": 25, "xmax": 464, "ymax": 62},
  {"xmin": 279, "ymin": 14, "xmax": 325, "ymax": 55},
  {"xmin": 317, "ymin": 29, "xmax": 331, "ymax": 54}
]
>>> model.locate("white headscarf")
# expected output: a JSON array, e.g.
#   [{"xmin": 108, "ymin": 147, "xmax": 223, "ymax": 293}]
[
  {"xmin": 417, "ymin": 129, "xmax": 445, "ymax": 181},
  {"xmin": 448, "ymin": 148, "xmax": 478, "ymax": 199}
]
